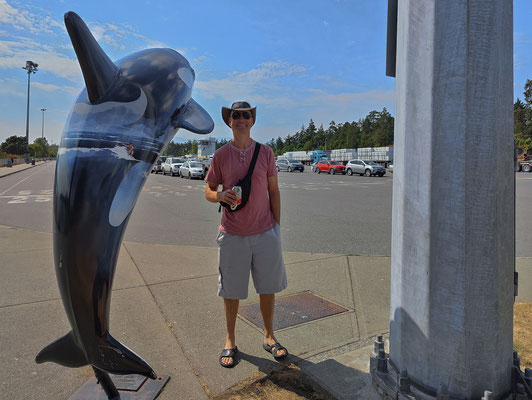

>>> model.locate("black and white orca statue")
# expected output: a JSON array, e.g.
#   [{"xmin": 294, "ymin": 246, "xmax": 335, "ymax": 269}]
[{"xmin": 35, "ymin": 11, "xmax": 213, "ymax": 379}]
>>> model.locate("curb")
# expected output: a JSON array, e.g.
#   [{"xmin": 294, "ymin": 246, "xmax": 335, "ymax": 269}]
[{"xmin": 0, "ymin": 162, "xmax": 45, "ymax": 178}]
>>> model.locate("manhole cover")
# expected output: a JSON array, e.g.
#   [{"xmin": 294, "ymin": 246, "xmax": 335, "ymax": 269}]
[{"xmin": 239, "ymin": 291, "xmax": 348, "ymax": 330}]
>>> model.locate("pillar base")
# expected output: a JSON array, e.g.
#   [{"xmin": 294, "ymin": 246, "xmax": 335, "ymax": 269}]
[{"xmin": 368, "ymin": 336, "xmax": 525, "ymax": 399}]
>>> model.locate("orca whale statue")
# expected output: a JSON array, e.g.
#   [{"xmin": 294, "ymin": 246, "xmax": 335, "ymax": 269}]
[{"xmin": 35, "ymin": 11, "xmax": 214, "ymax": 379}]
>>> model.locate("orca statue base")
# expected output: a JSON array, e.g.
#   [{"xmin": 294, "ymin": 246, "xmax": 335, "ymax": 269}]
[{"xmin": 70, "ymin": 370, "xmax": 170, "ymax": 400}]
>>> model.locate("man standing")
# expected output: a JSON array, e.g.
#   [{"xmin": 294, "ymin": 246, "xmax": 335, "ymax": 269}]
[{"xmin": 205, "ymin": 101, "xmax": 288, "ymax": 368}]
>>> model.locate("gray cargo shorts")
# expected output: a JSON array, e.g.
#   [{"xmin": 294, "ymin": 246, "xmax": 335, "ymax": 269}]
[{"xmin": 216, "ymin": 223, "xmax": 287, "ymax": 300}]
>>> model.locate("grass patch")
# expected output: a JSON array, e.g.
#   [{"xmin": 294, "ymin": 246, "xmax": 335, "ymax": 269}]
[
  {"xmin": 514, "ymin": 302, "xmax": 532, "ymax": 369},
  {"xmin": 213, "ymin": 364, "xmax": 332, "ymax": 400}
]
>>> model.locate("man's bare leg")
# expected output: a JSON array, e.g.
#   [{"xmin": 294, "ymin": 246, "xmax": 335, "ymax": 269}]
[
  {"xmin": 222, "ymin": 298, "xmax": 239, "ymax": 366},
  {"xmin": 259, "ymin": 294, "xmax": 286, "ymax": 357}
]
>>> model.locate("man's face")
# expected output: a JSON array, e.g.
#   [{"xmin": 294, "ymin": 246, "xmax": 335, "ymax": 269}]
[{"xmin": 229, "ymin": 110, "xmax": 254, "ymax": 132}]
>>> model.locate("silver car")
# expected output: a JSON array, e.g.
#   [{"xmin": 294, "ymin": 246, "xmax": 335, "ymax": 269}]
[
  {"xmin": 162, "ymin": 157, "xmax": 184, "ymax": 176},
  {"xmin": 345, "ymin": 159, "xmax": 386, "ymax": 177},
  {"xmin": 179, "ymin": 160, "xmax": 204, "ymax": 179},
  {"xmin": 276, "ymin": 158, "xmax": 304, "ymax": 172}
]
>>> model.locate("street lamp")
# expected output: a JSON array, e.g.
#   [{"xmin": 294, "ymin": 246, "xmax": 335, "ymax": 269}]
[
  {"xmin": 22, "ymin": 60, "xmax": 38, "ymax": 162},
  {"xmin": 40, "ymin": 108, "xmax": 47, "ymax": 139}
]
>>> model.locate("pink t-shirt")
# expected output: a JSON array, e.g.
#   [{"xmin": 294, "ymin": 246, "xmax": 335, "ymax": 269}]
[{"xmin": 205, "ymin": 140, "xmax": 277, "ymax": 236}]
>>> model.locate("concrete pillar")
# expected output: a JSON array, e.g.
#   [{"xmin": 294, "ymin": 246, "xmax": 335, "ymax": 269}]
[{"xmin": 389, "ymin": 1, "xmax": 514, "ymax": 398}]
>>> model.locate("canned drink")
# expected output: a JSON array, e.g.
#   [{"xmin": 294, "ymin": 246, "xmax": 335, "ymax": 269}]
[{"xmin": 231, "ymin": 186, "xmax": 242, "ymax": 210}]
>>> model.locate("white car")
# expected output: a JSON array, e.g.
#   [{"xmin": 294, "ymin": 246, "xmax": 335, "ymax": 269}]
[
  {"xmin": 162, "ymin": 157, "xmax": 184, "ymax": 176},
  {"xmin": 179, "ymin": 160, "xmax": 204, "ymax": 179}
]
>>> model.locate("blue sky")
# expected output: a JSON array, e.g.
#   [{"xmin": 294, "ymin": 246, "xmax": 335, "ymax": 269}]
[{"xmin": 0, "ymin": 0, "xmax": 531, "ymax": 146}]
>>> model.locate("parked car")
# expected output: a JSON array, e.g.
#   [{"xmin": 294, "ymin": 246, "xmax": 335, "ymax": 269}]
[
  {"xmin": 162, "ymin": 157, "xmax": 184, "ymax": 176},
  {"xmin": 315, "ymin": 160, "xmax": 346, "ymax": 175},
  {"xmin": 276, "ymin": 158, "xmax": 304, "ymax": 172},
  {"xmin": 388, "ymin": 164, "xmax": 393, "ymax": 173},
  {"xmin": 151, "ymin": 156, "xmax": 167, "ymax": 173},
  {"xmin": 201, "ymin": 158, "xmax": 212, "ymax": 176},
  {"xmin": 345, "ymin": 159, "xmax": 386, "ymax": 177},
  {"xmin": 179, "ymin": 160, "xmax": 204, "ymax": 179}
]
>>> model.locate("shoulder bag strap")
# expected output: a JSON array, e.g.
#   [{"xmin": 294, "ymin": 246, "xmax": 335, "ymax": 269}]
[{"xmin": 245, "ymin": 143, "xmax": 261, "ymax": 179}]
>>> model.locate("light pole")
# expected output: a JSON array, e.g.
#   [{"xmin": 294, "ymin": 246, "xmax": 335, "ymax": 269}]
[
  {"xmin": 40, "ymin": 108, "xmax": 47, "ymax": 139},
  {"xmin": 22, "ymin": 60, "xmax": 38, "ymax": 162}
]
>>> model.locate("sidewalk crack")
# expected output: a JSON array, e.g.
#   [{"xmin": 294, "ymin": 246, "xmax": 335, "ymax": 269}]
[{"xmin": 346, "ymin": 255, "xmax": 367, "ymax": 339}]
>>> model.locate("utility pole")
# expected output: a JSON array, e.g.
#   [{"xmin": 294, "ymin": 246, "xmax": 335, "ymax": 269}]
[
  {"xmin": 41, "ymin": 108, "xmax": 47, "ymax": 139},
  {"xmin": 22, "ymin": 60, "xmax": 38, "ymax": 163},
  {"xmin": 371, "ymin": 1, "xmax": 517, "ymax": 399}
]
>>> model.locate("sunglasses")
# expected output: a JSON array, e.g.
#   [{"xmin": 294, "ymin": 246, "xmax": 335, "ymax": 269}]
[{"xmin": 231, "ymin": 111, "xmax": 251, "ymax": 120}]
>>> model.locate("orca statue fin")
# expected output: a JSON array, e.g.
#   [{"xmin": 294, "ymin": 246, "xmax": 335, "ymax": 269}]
[
  {"xmin": 35, "ymin": 331, "xmax": 88, "ymax": 367},
  {"xmin": 93, "ymin": 333, "xmax": 157, "ymax": 379},
  {"xmin": 175, "ymin": 98, "xmax": 214, "ymax": 134},
  {"xmin": 64, "ymin": 11, "xmax": 118, "ymax": 104}
]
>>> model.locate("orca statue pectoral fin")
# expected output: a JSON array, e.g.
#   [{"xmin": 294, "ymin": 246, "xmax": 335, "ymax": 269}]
[
  {"xmin": 93, "ymin": 333, "xmax": 157, "ymax": 379},
  {"xmin": 175, "ymin": 98, "xmax": 214, "ymax": 134},
  {"xmin": 35, "ymin": 331, "xmax": 88, "ymax": 367}
]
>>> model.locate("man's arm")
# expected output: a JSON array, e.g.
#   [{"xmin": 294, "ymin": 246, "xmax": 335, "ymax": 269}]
[
  {"xmin": 205, "ymin": 181, "xmax": 237, "ymax": 206},
  {"xmin": 267, "ymin": 175, "xmax": 281, "ymax": 225}
]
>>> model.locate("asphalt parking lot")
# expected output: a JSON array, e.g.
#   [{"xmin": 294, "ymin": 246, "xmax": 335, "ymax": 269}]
[
  {"xmin": 130, "ymin": 167, "xmax": 394, "ymax": 255},
  {"xmin": 1, "ymin": 163, "xmax": 532, "ymax": 256}
]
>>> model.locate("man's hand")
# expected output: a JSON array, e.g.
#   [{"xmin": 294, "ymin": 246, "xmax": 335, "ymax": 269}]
[
  {"xmin": 205, "ymin": 182, "xmax": 238, "ymax": 206},
  {"xmin": 219, "ymin": 188, "xmax": 237, "ymax": 206}
]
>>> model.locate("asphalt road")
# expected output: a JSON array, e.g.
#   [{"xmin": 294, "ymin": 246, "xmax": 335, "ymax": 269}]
[{"xmin": 1, "ymin": 161, "xmax": 532, "ymax": 256}]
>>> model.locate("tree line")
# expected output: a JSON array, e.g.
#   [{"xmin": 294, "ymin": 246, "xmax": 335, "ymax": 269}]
[
  {"xmin": 2, "ymin": 79, "xmax": 531, "ymax": 159},
  {"xmin": 163, "ymin": 108, "xmax": 394, "ymax": 157},
  {"xmin": 0, "ymin": 136, "xmax": 58, "ymax": 159},
  {"xmin": 514, "ymin": 79, "xmax": 532, "ymax": 152}
]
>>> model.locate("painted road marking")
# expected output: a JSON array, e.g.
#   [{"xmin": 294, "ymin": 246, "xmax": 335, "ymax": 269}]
[
  {"xmin": 2, "ymin": 195, "xmax": 52, "ymax": 204},
  {"xmin": 0, "ymin": 190, "xmax": 53, "ymax": 204}
]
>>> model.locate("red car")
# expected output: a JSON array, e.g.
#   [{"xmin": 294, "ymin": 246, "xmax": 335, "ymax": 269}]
[{"xmin": 315, "ymin": 160, "xmax": 346, "ymax": 175}]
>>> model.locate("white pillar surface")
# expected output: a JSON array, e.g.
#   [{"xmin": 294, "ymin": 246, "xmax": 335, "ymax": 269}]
[{"xmin": 390, "ymin": 1, "xmax": 514, "ymax": 398}]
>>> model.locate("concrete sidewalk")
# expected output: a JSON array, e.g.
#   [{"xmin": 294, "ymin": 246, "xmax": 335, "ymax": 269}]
[
  {"xmin": 0, "ymin": 161, "xmax": 47, "ymax": 178},
  {"xmin": 1, "ymin": 225, "xmax": 531, "ymax": 399}
]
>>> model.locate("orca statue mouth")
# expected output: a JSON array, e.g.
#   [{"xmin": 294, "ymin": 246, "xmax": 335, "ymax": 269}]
[{"xmin": 35, "ymin": 11, "xmax": 214, "ymax": 379}]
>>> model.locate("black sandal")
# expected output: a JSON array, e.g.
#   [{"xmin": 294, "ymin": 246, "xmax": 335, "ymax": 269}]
[
  {"xmin": 219, "ymin": 346, "xmax": 238, "ymax": 368},
  {"xmin": 263, "ymin": 342, "xmax": 288, "ymax": 360}
]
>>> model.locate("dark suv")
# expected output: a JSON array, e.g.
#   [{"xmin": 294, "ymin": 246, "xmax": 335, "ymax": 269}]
[{"xmin": 152, "ymin": 156, "xmax": 167, "ymax": 173}]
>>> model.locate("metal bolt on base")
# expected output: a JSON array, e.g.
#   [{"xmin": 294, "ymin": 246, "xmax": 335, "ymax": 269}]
[
  {"xmin": 525, "ymin": 368, "xmax": 532, "ymax": 388},
  {"xmin": 374, "ymin": 335, "xmax": 384, "ymax": 356},
  {"xmin": 436, "ymin": 384, "xmax": 449, "ymax": 400},
  {"xmin": 516, "ymin": 384, "xmax": 529, "ymax": 400},
  {"xmin": 481, "ymin": 390, "xmax": 493, "ymax": 400},
  {"xmin": 399, "ymin": 369, "xmax": 411, "ymax": 394}
]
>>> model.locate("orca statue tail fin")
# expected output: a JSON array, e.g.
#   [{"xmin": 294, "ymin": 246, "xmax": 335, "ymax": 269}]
[
  {"xmin": 35, "ymin": 331, "xmax": 88, "ymax": 367},
  {"xmin": 93, "ymin": 332, "xmax": 157, "ymax": 379}
]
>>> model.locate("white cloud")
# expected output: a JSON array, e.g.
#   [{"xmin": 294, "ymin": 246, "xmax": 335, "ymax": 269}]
[
  {"xmin": 196, "ymin": 61, "xmax": 308, "ymax": 101},
  {"xmin": 33, "ymin": 82, "xmax": 80, "ymax": 94},
  {"xmin": 0, "ymin": 38, "xmax": 82, "ymax": 82},
  {"xmin": 0, "ymin": 0, "xmax": 62, "ymax": 35}
]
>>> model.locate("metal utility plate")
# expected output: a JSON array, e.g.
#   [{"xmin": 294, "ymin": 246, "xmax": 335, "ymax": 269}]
[
  {"xmin": 239, "ymin": 291, "xmax": 348, "ymax": 330},
  {"xmin": 70, "ymin": 374, "xmax": 170, "ymax": 400}
]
